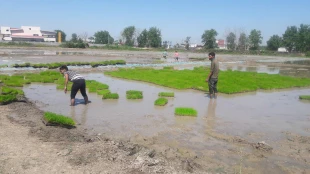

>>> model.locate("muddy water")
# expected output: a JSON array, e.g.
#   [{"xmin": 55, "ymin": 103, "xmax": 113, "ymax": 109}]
[{"xmin": 23, "ymin": 74, "xmax": 310, "ymax": 147}]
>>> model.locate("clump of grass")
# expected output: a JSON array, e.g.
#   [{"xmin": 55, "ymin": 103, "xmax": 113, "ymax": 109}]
[
  {"xmin": 159, "ymin": 92, "xmax": 174, "ymax": 97},
  {"xmin": 0, "ymin": 94, "xmax": 17, "ymax": 104},
  {"xmin": 0, "ymin": 64, "xmax": 8, "ymax": 68},
  {"xmin": 154, "ymin": 98, "xmax": 168, "ymax": 106},
  {"xmin": 163, "ymin": 66, "xmax": 174, "ymax": 70},
  {"xmin": 44, "ymin": 112, "xmax": 75, "ymax": 127},
  {"xmin": 0, "ymin": 86, "xmax": 24, "ymax": 105},
  {"xmin": 97, "ymin": 89, "xmax": 111, "ymax": 95},
  {"xmin": 102, "ymin": 93, "xmax": 119, "ymax": 99},
  {"xmin": 126, "ymin": 90, "xmax": 143, "ymax": 99},
  {"xmin": 299, "ymin": 95, "xmax": 310, "ymax": 100},
  {"xmin": 12, "ymin": 60, "xmax": 126, "ymax": 69},
  {"xmin": 175, "ymin": 107, "xmax": 197, "ymax": 117},
  {"xmin": 88, "ymin": 87, "xmax": 97, "ymax": 93},
  {"xmin": 105, "ymin": 66, "xmax": 310, "ymax": 94}
]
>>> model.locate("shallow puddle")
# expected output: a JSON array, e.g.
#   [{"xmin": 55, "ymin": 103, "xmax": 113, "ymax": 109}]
[{"xmin": 23, "ymin": 73, "xmax": 310, "ymax": 150}]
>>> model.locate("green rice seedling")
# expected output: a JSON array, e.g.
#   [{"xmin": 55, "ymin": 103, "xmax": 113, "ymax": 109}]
[
  {"xmin": 0, "ymin": 64, "xmax": 8, "ymax": 68},
  {"xmin": 299, "ymin": 95, "xmax": 310, "ymax": 100},
  {"xmin": 154, "ymin": 98, "xmax": 168, "ymax": 106},
  {"xmin": 1, "ymin": 86, "xmax": 24, "ymax": 95},
  {"xmin": 41, "ymin": 77, "xmax": 55, "ymax": 83},
  {"xmin": 105, "ymin": 66, "xmax": 310, "ymax": 94},
  {"xmin": 88, "ymin": 87, "xmax": 97, "ymax": 93},
  {"xmin": 126, "ymin": 90, "xmax": 143, "ymax": 99},
  {"xmin": 102, "ymin": 93, "xmax": 119, "ymax": 99},
  {"xmin": 3, "ymin": 80, "xmax": 24, "ymax": 87},
  {"xmin": 44, "ymin": 112, "xmax": 75, "ymax": 127},
  {"xmin": 0, "ymin": 94, "xmax": 17, "ymax": 104},
  {"xmin": 96, "ymin": 83, "xmax": 109, "ymax": 90},
  {"xmin": 163, "ymin": 66, "xmax": 173, "ymax": 70},
  {"xmin": 175, "ymin": 107, "xmax": 198, "ymax": 117},
  {"xmin": 158, "ymin": 92, "xmax": 174, "ymax": 97},
  {"xmin": 116, "ymin": 60, "xmax": 126, "ymax": 65},
  {"xmin": 0, "ymin": 75, "xmax": 9, "ymax": 81},
  {"xmin": 97, "ymin": 89, "xmax": 111, "ymax": 95}
]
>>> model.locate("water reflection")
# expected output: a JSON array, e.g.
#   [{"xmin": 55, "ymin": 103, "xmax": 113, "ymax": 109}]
[{"xmin": 205, "ymin": 99, "xmax": 217, "ymax": 130}]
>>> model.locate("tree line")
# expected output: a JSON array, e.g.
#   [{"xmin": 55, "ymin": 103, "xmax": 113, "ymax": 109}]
[{"xmin": 55, "ymin": 23, "xmax": 310, "ymax": 53}]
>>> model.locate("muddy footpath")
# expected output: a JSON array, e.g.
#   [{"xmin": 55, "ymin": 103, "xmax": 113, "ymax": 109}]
[{"xmin": 1, "ymin": 47, "xmax": 310, "ymax": 174}]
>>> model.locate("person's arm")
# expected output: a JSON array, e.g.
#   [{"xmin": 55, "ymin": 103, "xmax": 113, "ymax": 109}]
[
  {"xmin": 64, "ymin": 73, "xmax": 69, "ymax": 93},
  {"xmin": 206, "ymin": 62, "xmax": 214, "ymax": 82}
]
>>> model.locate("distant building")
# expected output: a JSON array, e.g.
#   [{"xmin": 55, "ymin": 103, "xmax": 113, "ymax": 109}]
[
  {"xmin": 277, "ymin": 47, "xmax": 288, "ymax": 53},
  {"xmin": 0, "ymin": 26, "xmax": 56, "ymax": 42},
  {"xmin": 216, "ymin": 39, "xmax": 227, "ymax": 49}
]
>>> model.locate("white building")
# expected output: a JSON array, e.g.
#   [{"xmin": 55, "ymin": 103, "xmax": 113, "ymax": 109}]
[{"xmin": 0, "ymin": 26, "xmax": 56, "ymax": 42}]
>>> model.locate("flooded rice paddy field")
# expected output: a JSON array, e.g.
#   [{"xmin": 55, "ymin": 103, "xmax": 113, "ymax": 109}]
[
  {"xmin": 23, "ymin": 73, "xmax": 310, "ymax": 148},
  {"xmin": 1, "ymin": 48, "xmax": 310, "ymax": 172}
]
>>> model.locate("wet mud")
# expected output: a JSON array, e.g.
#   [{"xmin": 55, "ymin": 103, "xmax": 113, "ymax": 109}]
[{"xmin": 21, "ymin": 73, "xmax": 310, "ymax": 173}]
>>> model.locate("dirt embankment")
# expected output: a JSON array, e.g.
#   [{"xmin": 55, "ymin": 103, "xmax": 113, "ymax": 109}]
[{"xmin": 0, "ymin": 100, "xmax": 209, "ymax": 174}]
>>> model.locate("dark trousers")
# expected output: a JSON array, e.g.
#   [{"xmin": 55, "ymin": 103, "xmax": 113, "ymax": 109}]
[
  {"xmin": 71, "ymin": 79, "xmax": 87, "ymax": 99},
  {"xmin": 208, "ymin": 78, "xmax": 218, "ymax": 94}
]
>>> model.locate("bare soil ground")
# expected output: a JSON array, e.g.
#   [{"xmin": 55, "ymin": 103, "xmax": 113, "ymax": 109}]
[{"xmin": 0, "ymin": 101, "xmax": 208, "ymax": 174}]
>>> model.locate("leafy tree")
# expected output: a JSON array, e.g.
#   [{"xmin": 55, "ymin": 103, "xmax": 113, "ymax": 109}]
[
  {"xmin": 148, "ymin": 27, "xmax": 162, "ymax": 48},
  {"xmin": 248, "ymin": 29, "xmax": 263, "ymax": 50},
  {"xmin": 296, "ymin": 24, "xmax": 310, "ymax": 52},
  {"xmin": 71, "ymin": 33, "xmax": 78, "ymax": 42},
  {"xmin": 238, "ymin": 32, "xmax": 248, "ymax": 51},
  {"xmin": 94, "ymin": 30, "xmax": 114, "ymax": 44},
  {"xmin": 185, "ymin": 37, "xmax": 191, "ymax": 50},
  {"xmin": 137, "ymin": 29, "xmax": 148, "ymax": 47},
  {"xmin": 226, "ymin": 32, "xmax": 236, "ymax": 50},
  {"xmin": 201, "ymin": 29, "xmax": 218, "ymax": 49},
  {"xmin": 267, "ymin": 35, "xmax": 282, "ymax": 51},
  {"xmin": 282, "ymin": 26, "xmax": 298, "ymax": 52},
  {"xmin": 122, "ymin": 26, "xmax": 136, "ymax": 46},
  {"xmin": 54, "ymin": 30, "xmax": 66, "ymax": 42}
]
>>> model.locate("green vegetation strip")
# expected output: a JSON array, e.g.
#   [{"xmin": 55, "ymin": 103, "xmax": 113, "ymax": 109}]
[
  {"xmin": 154, "ymin": 98, "xmax": 168, "ymax": 106},
  {"xmin": 0, "ymin": 86, "xmax": 24, "ymax": 104},
  {"xmin": 105, "ymin": 67, "xmax": 310, "ymax": 94},
  {"xmin": 175, "ymin": 107, "xmax": 197, "ymax": 117},
  {"xmin": 44, "ymin": 112, "xmax": 75, "ymax": 127},
  {"xmin": 12, "ymin": 60, "xmax": 126, "ymax": 69},
  {"xmin": 126, "ymin": 90, "xmax": 143, "ymax": 99},
  {"xmin": 103, "ymin": 93, "xmax": 119, "ymax": 99},
  {"xmin": 158, "ymin": 92, "xmax": 174, "ymax": 97},
  {"xmin": 299, "ymin": 95, "xmax": 310, "ymax": 100},
  {"xmin": 0, "ymin": 71, "xmax": 118, "ymax": 103}
]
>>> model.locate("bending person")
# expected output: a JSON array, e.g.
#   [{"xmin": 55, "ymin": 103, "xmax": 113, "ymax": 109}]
[{"xmin": 59, "ymin": 65, "xmax": 88, "ymax": 106}]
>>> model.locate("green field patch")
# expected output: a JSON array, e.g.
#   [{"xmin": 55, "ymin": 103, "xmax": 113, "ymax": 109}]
[
  {"xmin": 299, "ymin": 95, "xmax": 310, "ymax": 100},
  {"xmin": 43, "ymin": 112, "xmax": 75, "ymax": 128},
  {"xmin": 126, "ymin": 90, "xmax": 143, "ymax": 99},
  {"xmin": 97, "ymin": 89, "xmax": 111, "ymax": 95},
  {"xmin": 105, "ymin": 67, "xmax": 310, "ymax": 94},
  {"xmin": 154, "ymin": 98, "xmax": 168, "ymax": 106},
  {"xmin": 158, "ymin": 92, "xmax": 174, "ymax": 97},
  {"xmin": 12, "ymin": 60, "xmax": 126, "ymax": 69},
  {"xmin": 102, "ymin": 93, "xmax": 119, "ymax": 99},
  {"xmin": 175, "ymin": 107, "xmax": 197, "ymax": 117}
]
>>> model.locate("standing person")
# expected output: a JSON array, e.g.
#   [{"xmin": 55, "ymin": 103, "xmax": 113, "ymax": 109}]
[
  {"xmin": 206, "ymin": 52, "xmax": 219, "ymax": 99},
  {"xmin": 174, "ymin": 51, "xmax": 179, "ymax": 61},
  {"xmin": 59, "ymin": 65, "xmax": 89, "ymax": 106},
  {"xmin": 163, "ymin": 49, "xmax": 168, "ymax": 59}
]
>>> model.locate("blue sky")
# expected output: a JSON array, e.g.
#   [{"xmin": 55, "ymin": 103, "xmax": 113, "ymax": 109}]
[{"xmin": 1, "ymin": 0, "xmax": 310, "ymax": 45}]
